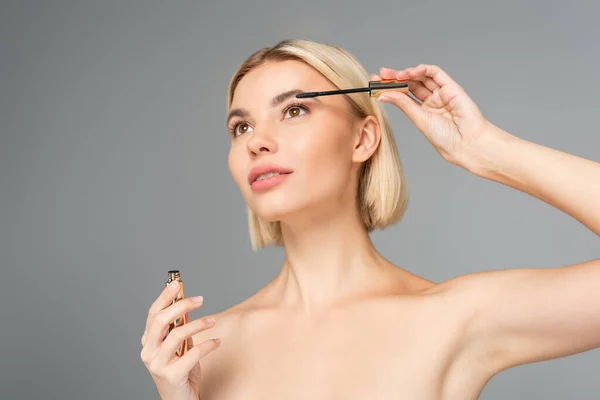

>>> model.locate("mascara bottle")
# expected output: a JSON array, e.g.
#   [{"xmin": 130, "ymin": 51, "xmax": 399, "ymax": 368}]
[{"xmin": 165, "ymin": 270, "xmax": 188, "ymax": 357}]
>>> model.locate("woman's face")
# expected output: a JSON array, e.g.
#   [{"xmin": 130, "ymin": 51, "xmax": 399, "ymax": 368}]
[{"xmin": 227, "ymin": 60, "xmax": 374, "ymax": 222}]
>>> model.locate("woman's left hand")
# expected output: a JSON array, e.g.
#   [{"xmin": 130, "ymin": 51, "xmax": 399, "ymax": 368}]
[{"xmin": 373, "ymin": 64, "xmax": 493, "ymax": 169}]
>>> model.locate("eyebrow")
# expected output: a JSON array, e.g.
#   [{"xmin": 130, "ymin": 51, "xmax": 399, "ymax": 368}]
[{"xmin": 226, "ymin": 88, "xmax": 320, "ymax": 126}]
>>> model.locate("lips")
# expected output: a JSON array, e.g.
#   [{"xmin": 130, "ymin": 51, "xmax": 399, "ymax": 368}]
[
  {"xmin": 248, "ymin": 164, "xmax": 294, "ymax": 185},
  {"xmin": 250, "ymin": 172, "xmax": 291, "ymax": 191}
]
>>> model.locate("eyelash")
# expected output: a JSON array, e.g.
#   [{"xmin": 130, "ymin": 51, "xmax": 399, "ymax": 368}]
[{"xmin": 228, "ymin": 102, "xmax": 309, "ymax": 138}]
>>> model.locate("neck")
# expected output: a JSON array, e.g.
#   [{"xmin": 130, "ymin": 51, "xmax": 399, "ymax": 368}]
[{"xmin": 267, "ymin": 201, "xmax": 397, "ymax": 317}]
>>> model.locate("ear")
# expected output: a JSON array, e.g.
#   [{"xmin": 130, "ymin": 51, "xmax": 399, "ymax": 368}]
[{"xmin": 352, "ymin": 115, "xmax": 381, "ymax": 163}]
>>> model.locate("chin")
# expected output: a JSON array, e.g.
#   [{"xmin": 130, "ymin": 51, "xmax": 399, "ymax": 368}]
[
  {"xmin": 248, "ymin": 194, "xmax": 308, "ymax": 222},
  {"xmin": 250, "ymin": 203, "xmax": 295, "ymax": 222}
]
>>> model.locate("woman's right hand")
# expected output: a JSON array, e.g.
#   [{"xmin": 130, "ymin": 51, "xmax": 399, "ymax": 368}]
[{"xmin": 140, "ymin": 280, "xmax": 221, "ymax": 400}]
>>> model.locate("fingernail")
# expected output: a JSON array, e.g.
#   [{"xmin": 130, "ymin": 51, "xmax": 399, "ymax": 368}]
[
  {"xmin": 169, "ymin": 281, "xmax": 179, "ymax": 291},
  {"xmin": 378, "ymin": 95, "xmax": 390, "ymax": 102},
  {"xmin": 192, "ymin": 296, "xmax": 203, "ymax": 303}
]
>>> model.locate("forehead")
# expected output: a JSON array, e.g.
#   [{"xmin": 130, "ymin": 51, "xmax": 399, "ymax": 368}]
[{"xmin": 231, "ymin": 60, "xmax": 337, "ymax": 106}]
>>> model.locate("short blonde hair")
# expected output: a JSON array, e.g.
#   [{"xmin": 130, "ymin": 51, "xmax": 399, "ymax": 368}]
[{"xmin": 227, "ymin": 39, "xmax": 409, "ymax": 251}]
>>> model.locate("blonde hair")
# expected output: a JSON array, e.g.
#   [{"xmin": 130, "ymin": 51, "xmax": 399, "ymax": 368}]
[{"xmin": 227, "ymin": 39, "xmax": 409, "ymax": 251}]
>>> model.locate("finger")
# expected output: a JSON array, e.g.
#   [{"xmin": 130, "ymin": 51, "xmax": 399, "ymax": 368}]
[
  {"xmin": 396, "ymin": 64, "xmax": 458, "ymax": 89},
  {"xmin": 379, "ymin": 91, "xmax": 428, "ymax": 132},
  {"xmin": 148, "ymin": 281, "xmax": 181, "ymax": 323},
  {"xmin": 142, "ymin": 281, "xmax": 182, "ymax": 345},
  {"xmin": 409, "ymin": 81, "xmax": 433, "ymax": 103},
  {"xmin": 146, "ymin": 296, "xmax": 204, "ymax": 350},
  {"xmin": 165, "ymin": 338, "xmax": 221, "ymax": 377},
  {"xmin": 369, "ymin": 73, "xmax": 381, "ymax": 81},
  {"xmin": 383, "ymin": 67, "xmax": 440, "ymax": 97},
  {"xmin": 416, "ymin": 76, "xmax": 439, "ymax": 93},
  {"xmin": 379, "ymin": 67, "xmax": 399, "ymax": 80},
  {"xmin": 154, "ymin": 316, "xmax": 217, "ymax": 368},
  {"xmin": 185, "ymin": 316, "xmax": 194, "ymax": 351}
]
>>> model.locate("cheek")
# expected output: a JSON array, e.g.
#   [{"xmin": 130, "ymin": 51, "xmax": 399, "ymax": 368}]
[
  {"xmin": 292, "ymin": 125, "xmax": 354, "ymax": 189},
  {"xmin": 228, "ymin": 147, "xmax": 247, "ymax": 189},
  {"xmin": 305, "ymin": 120, "xmax": 353, "ymax": 165}
]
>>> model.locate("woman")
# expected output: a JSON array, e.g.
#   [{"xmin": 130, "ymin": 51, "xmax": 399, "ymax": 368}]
[{"xmin": 140, "ymin": 39, "xmax": 600, "ymax": 399}]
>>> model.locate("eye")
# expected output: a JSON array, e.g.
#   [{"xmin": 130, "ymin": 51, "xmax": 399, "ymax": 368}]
[
  {"xmin": 230, "ymin": 122, "xmax": 253, "ymax": 138},
  {"xmin": 228, "ymin": 103, "xmax": 309, "ymax": 138},
  {"xmin": 283, "ymin": 103, "xmax": 308, "ymax": 120}
]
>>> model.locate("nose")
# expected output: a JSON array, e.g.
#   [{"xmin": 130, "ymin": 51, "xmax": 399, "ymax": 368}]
[{"xmin": 246, "ymin": 126, "xmax": 279, "ymax": 157}]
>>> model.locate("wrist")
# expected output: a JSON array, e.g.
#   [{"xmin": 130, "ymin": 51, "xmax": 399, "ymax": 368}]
[{"xmin": 461, "ymin": 122, "xmax": 518, "ymax": 181}]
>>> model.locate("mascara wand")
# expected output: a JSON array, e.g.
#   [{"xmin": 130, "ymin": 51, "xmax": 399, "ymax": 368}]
[{"xmin": 296, "ymin": 79, "xmax": 409, "ymax": 99}]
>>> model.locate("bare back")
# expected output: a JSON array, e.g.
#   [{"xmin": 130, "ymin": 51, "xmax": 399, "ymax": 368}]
[{"xmin": 193, "ymin": 271, "xmax": 496, "ymax": 400}]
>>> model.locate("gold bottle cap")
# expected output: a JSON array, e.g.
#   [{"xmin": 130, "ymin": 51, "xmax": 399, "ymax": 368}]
[{"xmin": 166, "ymin": 270, "xmax": 181, "ymax": 284}]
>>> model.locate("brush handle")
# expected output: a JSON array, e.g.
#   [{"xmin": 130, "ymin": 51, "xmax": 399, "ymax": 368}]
[
  {"xmin": 296, "ymin": 87, "xmax": 369, "ymax": 98},
  {"xmin": 369, "ymin": 79, "xmax": 409, "ymax": 97},
  {"xmin": 295, "ymin": 79, "xmax": 409, "ymax": 99}
]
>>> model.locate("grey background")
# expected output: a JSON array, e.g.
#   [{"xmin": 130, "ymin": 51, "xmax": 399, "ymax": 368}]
[{"xmin": 1, "ymin": 0, "xmax": 599, "ymax": 399}]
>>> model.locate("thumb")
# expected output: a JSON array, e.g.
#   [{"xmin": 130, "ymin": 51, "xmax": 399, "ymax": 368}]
[{"xmin": 379, "ymin": 91, "xmax": 427, "ymax": 132}]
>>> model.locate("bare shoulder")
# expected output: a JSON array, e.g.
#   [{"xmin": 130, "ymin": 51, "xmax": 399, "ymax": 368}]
[
  {"xmin": 190, "ymin": 297, "xmax": 250, "ymax": 347},
  {"xmin": 419, "ymin": 268, "xmax": 499, "ymax": 305},
  {"xmin": 420, "ymin": 271, "xmax": 497, "ymax": 335}
]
